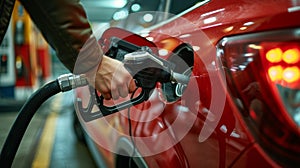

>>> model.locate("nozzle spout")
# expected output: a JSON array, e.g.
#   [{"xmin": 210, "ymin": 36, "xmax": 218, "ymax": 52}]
[{"xmin": 170, "ymin": 71, "xmax": 190, "ymax": 85}]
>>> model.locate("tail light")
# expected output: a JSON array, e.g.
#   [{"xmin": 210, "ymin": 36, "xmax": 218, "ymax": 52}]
[{"xmin": 217, "ymin": 28, "xmax": 300, "ymax": 166}]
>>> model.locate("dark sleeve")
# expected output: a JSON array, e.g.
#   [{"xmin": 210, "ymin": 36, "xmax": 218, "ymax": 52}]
[
  {"xmin": 0, "ymin": 0, "xmax": 16, "ymax": 44},
  {"xmin": 19, "ymin": 0, "xmax": 102, "ymax": 73}
]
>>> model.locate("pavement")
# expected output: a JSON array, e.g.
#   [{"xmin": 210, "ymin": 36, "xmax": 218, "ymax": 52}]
[{"xmin": 0, "ymin": 92, "xmax": 97, "ymax": 168}]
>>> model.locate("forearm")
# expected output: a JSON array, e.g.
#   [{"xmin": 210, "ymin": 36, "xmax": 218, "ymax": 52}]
[{"xmin": 19, "ymin": 0, "xmax": 102, "ymax": 73}]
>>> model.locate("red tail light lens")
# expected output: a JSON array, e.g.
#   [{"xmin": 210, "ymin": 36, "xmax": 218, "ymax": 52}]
[
  {"xmin": 261, "ymin": 42, "xmax": 300, "ymax": 88},
  {"xmin": 217, "ymin": 29, "xmax": 300, "ymax": 166}
]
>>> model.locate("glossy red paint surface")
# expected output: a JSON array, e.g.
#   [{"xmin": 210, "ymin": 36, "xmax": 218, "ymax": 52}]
[{"xmin": 76, "ymin": 0, "xmax": 300, "ymax": 167}]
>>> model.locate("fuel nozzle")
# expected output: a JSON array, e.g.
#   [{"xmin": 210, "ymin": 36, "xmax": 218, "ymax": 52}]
[
  {"xmin": 76, "ymin": 50, "xmax": 191, "ymax": 122},
  {"xmin": 124, "ymin": 50, "xmax": 190, "ymax": 87},
  {"xmin": 170, "ymin": 71, "xmax": 190, "ymax": 85}
]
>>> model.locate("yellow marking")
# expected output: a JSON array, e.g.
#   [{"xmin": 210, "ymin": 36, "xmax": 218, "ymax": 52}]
[
  {"xmin": 32, "ymin": 94, "xmax": 62, "ymax": 168},
  {"xmin": 32, "ymin": 112, "xmax": 58, "ymax": 168}
]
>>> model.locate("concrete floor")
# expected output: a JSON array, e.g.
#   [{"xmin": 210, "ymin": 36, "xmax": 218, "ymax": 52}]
[{"xmin": 0, "ymin": 92, "xmax": 97, "ymax": 168}]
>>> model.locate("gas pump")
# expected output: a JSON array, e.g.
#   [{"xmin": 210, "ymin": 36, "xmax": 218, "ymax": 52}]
[
  {"xmin": 0, "ymin": 21, "xmax": 16, "ymax": 98},
  {"xmin": 12, "ymin": 2, "xmax": 40, "ymax": 100}
]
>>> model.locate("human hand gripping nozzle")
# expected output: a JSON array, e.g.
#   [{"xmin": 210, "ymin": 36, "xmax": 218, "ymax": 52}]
[
  {"xmin": 0, "ymin": 36, "xmax": 191, "ymax": 167},
  {"xmin": 0, "ymin": 39, "xmax": 191, "ymax": 167},
  {"xmin": 76, "ymin": 38, "xmax": 190, "ymax": 122}
]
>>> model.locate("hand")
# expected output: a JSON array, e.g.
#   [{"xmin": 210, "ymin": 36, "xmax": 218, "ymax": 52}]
[{"xmin": 95, "ymin": 55, "xmax": 136, "ymax": 100}]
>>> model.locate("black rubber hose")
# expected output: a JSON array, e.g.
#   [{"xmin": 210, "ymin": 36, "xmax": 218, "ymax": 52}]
[{"xmin": 0, "ymin": 80, "xmax": 61, "ymax": 167}]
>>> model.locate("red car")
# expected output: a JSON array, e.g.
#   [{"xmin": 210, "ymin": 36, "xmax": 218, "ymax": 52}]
[{"xmin": 74, "ymin": 0, "xmax": 300, "ymax": 167}]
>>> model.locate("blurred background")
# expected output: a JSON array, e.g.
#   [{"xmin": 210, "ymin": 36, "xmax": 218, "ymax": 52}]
[
  {"xmin": 0, "ymin": 0, "xmax": 199, "ymax": 167},
  {"xmin": 0, "ymin": 0, "xmax": 198, "ymax": 104}
]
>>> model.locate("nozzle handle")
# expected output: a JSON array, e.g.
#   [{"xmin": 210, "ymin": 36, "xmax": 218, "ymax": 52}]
[{"xmin": 76, "ymin": 86, "xmax": 150, "ymax": 122}]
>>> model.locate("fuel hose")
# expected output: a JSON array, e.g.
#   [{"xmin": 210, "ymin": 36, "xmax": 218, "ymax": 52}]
[{"xmin": 0, "ymin": 74, "xmax": 87, "ymax": 167}]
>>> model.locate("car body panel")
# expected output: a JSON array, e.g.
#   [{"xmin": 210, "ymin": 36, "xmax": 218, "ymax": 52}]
[{"xmin": 76, "ymin": 0, "xmax": 300, "ymax": 167}]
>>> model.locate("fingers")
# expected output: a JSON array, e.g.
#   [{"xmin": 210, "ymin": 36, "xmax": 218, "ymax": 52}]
[
  {"xmin": 96, "ymin": 82, "xmax": 112, "ymax": 100},
  {"xmin": 119, "ymin": 82, "xmax": 129, "ymax": 98},
  {"xmin": 101, "ymin": 79, "xmax": 133, "ymax": 100},
  {"xmin": 102, "ymin": 93, "xmax": 112, "ymax": 100},
  {"xmin": 111, "ymin": 87, "xmax": 119, "ymax": 100},
  {"xmin": 128, "ymin": 79, "xmax": 137, "ymax": 93},
  {"xmin": 111, "ymin": 76, "xmax": 135, "ymax": 100},
  {"xmin": 95, "ymin": 56, "xmax": 136, "ymax": 100}
]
